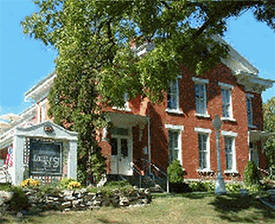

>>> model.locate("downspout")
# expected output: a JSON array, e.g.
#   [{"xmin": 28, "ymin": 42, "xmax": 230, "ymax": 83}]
[{"xmin": 147, "ymin": 117, "xmax": 151, "ymax": 175}]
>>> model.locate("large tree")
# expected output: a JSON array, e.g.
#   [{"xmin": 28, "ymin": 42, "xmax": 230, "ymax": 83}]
[
  {"xmin": 263, "ymin": 97, "xmax": 275, "ymax": 178},
  {"xmin": 22, "ymin": 0, "xmax": 275, "ymax": 183}
]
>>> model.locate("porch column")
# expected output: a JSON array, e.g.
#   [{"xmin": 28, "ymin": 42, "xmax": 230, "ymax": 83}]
[
  {"xmin": 12, "ymin": 134, "xmax": 25, "ymax": 185},
  {"xmin": 68, "ymin": 140, "xmax": 77, "ymax": 179}
]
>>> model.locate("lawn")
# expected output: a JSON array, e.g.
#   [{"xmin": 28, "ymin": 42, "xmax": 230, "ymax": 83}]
[{"xmin": 1, "ymin": 193, "xmax": 274, "ymax": 224}]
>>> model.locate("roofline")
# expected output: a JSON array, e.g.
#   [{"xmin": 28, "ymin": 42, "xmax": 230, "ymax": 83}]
[{"xmin": 24, "ymin": 71, "xmax": 56, "ymax": 101}]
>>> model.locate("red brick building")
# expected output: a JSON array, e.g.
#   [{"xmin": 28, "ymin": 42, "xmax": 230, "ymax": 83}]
[{"xmin": 0, "ymin": 41, "xmax": 274, "ymax": 182}]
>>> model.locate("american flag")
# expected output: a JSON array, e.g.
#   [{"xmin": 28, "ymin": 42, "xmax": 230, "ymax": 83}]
[{"xmin": 4, "ymin": 147, "xmax": 13, "ymax": 167}]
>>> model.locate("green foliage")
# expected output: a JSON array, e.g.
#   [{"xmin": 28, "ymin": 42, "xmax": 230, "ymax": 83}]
[
  {"xmin": 105, "ymin": 180, "xmax": 131, "ymax": 188},
  {"xmin": 87, "ymin": 184, "xmax": 134, "ymax": 198},
  {"xmin": 244, "ymin": 161, "xmax": 260, "ymax": 186},
  {"xmin": 225, "ymin": 182, "xmax": 243, "ymax": 193},
  {"xmin": 8, "ymin": 187, "xmax": 29, "ymax": 211},
  {"xmin": 188, "ymin": 181, "xmax": 214, "ymax": 192},
  {"xmin": 167, "ymin": 160, "xmax": 184, "ymax": 184},
  {"xmin": 263, "ymin": 97, "xmax": 275, "ymax": 178},
  {"xmin": 244, "ymin": 184, "xmax": 264, "ymax": 193},
  {"xmin": 0, "ymin": 183, "xmax": 12, "ymax": 192},
  {"xmin": 59, "ymin": 178, "xmax": 79, "ymax": 189},
  {"xmin": 21, "ymin": 1, "xmax": 275, "ymax": 185}
]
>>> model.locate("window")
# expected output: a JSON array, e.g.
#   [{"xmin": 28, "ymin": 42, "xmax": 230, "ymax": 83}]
[
  {"xmin": 224, "ymin": 137, "xmax": 234, "ymax": 170},
  {"xmin": 194, "ymin": 127, "xmax": 211, "ymax": 171},
  {"xmin": 221, "ymin": 130, "xmax": 237, "ymax": 173},
  {"xmin": 192, "ymin": 77, "xmax": 209, "ymax": 117},
  {"xmin": 246, "ymin": 94, "xmax": 253, "ymax": 126},
  {"xmin": 166, "ymin": 76, "xmax": 183, "ymax": 114},
  {"xmin": 112, "ymin": 93, "xmax": 130, "ymax": 111},
  {"xmin": 165, "ymin": 124, "xmax": 184, "ymax": 165},
  {"xmin": 168, "ymin": 130, "xmax": 180, "ymax": 163},
  {"xmin": 167, "ymin": 79, "xmax": 179, "ymax": 110},
  {"xmin": 198, "ymin": 133, "xmax": 209, "ymax": 169}
]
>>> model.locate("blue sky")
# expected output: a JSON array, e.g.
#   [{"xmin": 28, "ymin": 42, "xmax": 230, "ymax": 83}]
[{"xmin": 0, "ymin": 0, "xmax": 274, "ymax": 116}]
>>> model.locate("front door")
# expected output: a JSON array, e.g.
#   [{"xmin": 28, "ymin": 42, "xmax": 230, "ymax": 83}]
[{"xmin": 110, "ymin": 128, "xmax": 132, "ymax": 175}]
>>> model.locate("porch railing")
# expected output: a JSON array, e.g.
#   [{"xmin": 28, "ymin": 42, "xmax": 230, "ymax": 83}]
[{"xmin": 0, "ymin": 165, "xmax": 10, "ymax": 183}]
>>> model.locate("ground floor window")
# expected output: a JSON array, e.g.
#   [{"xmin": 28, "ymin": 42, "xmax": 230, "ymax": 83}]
[
  {"xmin": 168, "ymin": 130, "xmax": 180, "ymax": 163},
  {"xmin": 224, "ymin": 136, "xmax": 234, "ymax": 170},
  {"xmin": 198, "ymin": 133, "xmax": 209, "ymax": 169}
]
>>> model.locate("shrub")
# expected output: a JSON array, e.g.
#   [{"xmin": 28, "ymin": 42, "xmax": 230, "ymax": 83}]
[
  {"xmin": 225, "ymin": 182, "xmax": 243, "ymax": 193},
  {"xmin": 245, "ymin": 184, "xmax": 263, "ymax": 193},
  {"xmin": 0, "ymin": 183, "xmax": 12, "ymax": 191},
  {"xmin": 8, "ymin": 187, "xmax": 29, "ymax": 211},
  {"xmin": 105, "ymin": 180, "xmax": 131, "ymax": 188},
  {"xmin": 244, "ymin": 161, "xmax": 260, "ymax": 186},
  {"xmin": 167, "ymin": 160, "xmax": 184, "ymax": 184},
  {"xmin": 188, "ymin": 181, "xmax": 214, "ymax": 192},
  {"xmin": 20, "ymin": 178, "xmax": 41, "ymax": 188}
]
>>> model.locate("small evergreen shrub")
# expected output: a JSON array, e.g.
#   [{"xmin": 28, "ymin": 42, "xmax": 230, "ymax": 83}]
[
  {"xmin": 167, "ymin": 160, "xmax": 184, "ymax": 184},
  {"xmin": 244, "ymin": 161, "xmax": 260, "ymax": 186},
  {"xmin": 8, "ymin": 187, "xmax": 29, "ymax": 211},
  {"xmin": 105, "ymin": 180, "xmax": 131, "ymax": 188}
]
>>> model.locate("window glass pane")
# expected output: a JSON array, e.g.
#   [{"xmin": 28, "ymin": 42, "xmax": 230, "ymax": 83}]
[
  {"xmin": 198, "ymin": 133, "xmax": 208, "ymax": 169},
  {"xmin": 121, "ymin": 139, "xmax": 128, "ymax": 157},
  {"xmin": 225, "ymin": 137, "xmax": 233, "ymax": 170},
  {"xmin": 168, "ymin": 80, "xmax": 178, "ymax": 110},
  {"xmin": 221, "ymin": 89, "xmax": 231, "ymax": 117},
  {"xmin": 246, "ymin": 97, "xmax": 253, "ymax": 125},
  {"xmin": 195, "ymin": 84, "xmax": 206, "ymax": 114},
  {"xmin": 110, "ymin": 138, "xmax": 118, "ymax": 155},
  {"xmin": 168, "ymin": 130, "xmax": 179, "ymax": 162}
]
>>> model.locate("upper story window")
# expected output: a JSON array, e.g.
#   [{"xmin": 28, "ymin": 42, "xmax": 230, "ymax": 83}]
[
  {"xmin": 246, "ymin": 94, "xmax": 254, "ymax": 127},
  {"xmin": 218, "ymin": 82, "xmax": 235, "ymax": 121},
  {"xmin": 166, "ymin": 76, "xmax": 183, "ymax": 114},
  {"xmin": 167, "ymin": 79, "xmax": 179, "ymax": 110},
  {"xmin": 112, "ymin": 93, "xmax": 131, "ymax": 112},
  {"xmin": 192, "ymin": 77, "xmax": 209, "ymax": 117}
]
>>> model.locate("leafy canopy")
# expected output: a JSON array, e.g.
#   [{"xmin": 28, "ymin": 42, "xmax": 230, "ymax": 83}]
[{"xmin": 21, "ymin": 0, "xmax": 275, "ymax": 183}]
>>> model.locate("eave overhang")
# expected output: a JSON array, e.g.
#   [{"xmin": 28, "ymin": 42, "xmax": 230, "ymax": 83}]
[{"xmin": 234, "ymin": 72, "xmax": 274, "ymax": 94}]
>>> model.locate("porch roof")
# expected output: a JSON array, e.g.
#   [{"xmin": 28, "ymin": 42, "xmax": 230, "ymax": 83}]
[
  {"xmin": 249, "ymin": 130, "xmax": 275, "ymax": 143},
  {"xmin": 108, "ymin": 112, "xmax": 148, "ymax": 128}
]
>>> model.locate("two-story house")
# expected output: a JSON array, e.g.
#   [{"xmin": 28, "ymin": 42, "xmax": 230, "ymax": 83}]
[{"xmin": 0, "ymin": 40, "xmax": 273, "ymax": 183}]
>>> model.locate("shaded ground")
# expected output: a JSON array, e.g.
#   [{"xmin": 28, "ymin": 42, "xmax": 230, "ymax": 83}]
[{"xmin": 1, "ymin": 193, "xmax": 274, "ymax": 224}]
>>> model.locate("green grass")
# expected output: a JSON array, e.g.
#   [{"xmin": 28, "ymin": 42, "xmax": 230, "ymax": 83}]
[{"xmin": 1, "ymin": 193, "xmax": 274, "ymax": 224}]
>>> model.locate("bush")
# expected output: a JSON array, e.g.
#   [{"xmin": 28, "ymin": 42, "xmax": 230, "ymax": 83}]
[
  {"xmin": 167, "ymin": 160, "xmax": 184, "ymax": 184},
  {"xmin": 105, "ymin": 180, "xmax": 131, "ymax": 188},
  {"xmin": 225, "ymin": 182, "xmax": 243, "ymax": 193},
  {"xmin": 188, "ymin": 181, "xmax": 214, "ymax": 192},
  {"xmin": 8, "ymin": 187, "xmax": 29, "ymax": 211},
  {"xmin": 20, "ymin": 178, "xmax": 41, "ymax": 188},
  {"xmin": 67, "ymin": 181, "xmax": 81, "ymax": 189},
  {"xmin": 244, "ymin": 161, "xmax": 260, "ymax": 186}
]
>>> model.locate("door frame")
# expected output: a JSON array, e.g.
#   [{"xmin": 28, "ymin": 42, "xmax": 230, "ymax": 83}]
[{"xmin": 110, "ymin": 126, "xmax": 133, "ymax": 175}]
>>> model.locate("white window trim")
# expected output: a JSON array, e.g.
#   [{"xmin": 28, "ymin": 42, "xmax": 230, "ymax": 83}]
[
  {"xmin": 112, "ymin": 93, "xmax": 131, "ymax": 112},
  {"xmin": 194, "ymin": 127, "xmax": 212, "ymax": 134},
  {"xmin": 193, "ymin": 78, "xmax": 209, "ymax": 117},
  {"xmin": 192, "ymin": 77, "xmax": 209, "ymax": 84},
  {"xmin": 218, "ymin": 82, "xmax": 233, "ymax": 89},
  {"xmin": 221, "ymin": 130, "xmax": 238, "ymax": 137},
  {"xmin": 166, "ymin": 76, "xmax": 183, "ymax": 114},
  {"xmin": 165, "ymin": 124, "xmax": 184, "ymax": 165},
  {"xmin": 220, "ymin": 85, "xmax": 234, "ymax": 120},
  {"xmin": 246, "ymin": 94, "xmax": 254, "ymax": 127},
  {"xmin": 195, "ymin": 128, "xmax": 211, "ymax": 171},
  {"xmin": 221, "ymin": 131, "xmax": 238, "ymax": 173}
]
